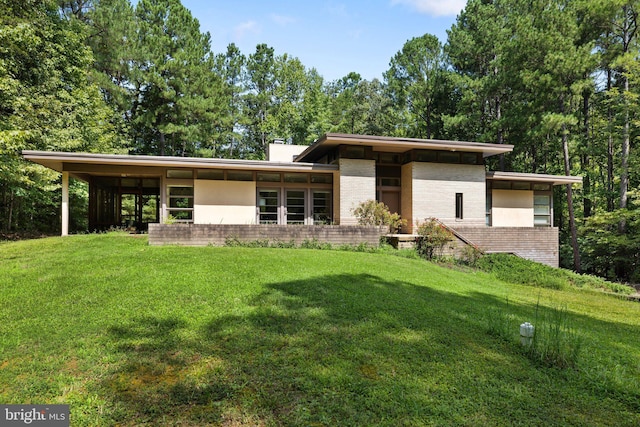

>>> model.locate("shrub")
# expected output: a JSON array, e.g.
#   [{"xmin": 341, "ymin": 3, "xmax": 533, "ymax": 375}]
[
  {"xmin": 476, "ymin": 253, "xmax": 635, "ymax": 294},
  {"xmin": 415, "ymin": 218, "xmax": 454, "ymax": 260},
  {"xmin": 352, "ymin": 200, "xmax": 406, "ymax": 232},
  {"xmin": 458, "ymin": 244, "xmax": 483, "ymax": 267}
]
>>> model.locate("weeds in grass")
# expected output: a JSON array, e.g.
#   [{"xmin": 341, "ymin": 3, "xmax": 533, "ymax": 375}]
[
  {"xmin": 525, "ymin": 299, "xmax": 583, "ymax": 369},
  {"xmin": 484, "ymin": 297, "xmax": 582, "ymax": 370},
  {"xmin": 485, "ymin": 298, "xmax": 514, "ymax": 342},
  {"xmin": 300, "ymin": 238, "xmax": 332, "ymax": 250}
]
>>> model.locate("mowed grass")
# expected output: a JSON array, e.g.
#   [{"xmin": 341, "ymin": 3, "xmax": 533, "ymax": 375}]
[{"xmin": 1, "ymin": 233, "xmax": 639, "ymax": 426}]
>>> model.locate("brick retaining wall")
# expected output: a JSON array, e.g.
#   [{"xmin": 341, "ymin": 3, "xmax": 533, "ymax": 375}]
[
  {"xmin": 451, "ymin": 227, "xmax": 559, "ymax": 267},
  {"xmin": 148, "ymin": 224, "xmax": 387, "ymax": 247}
]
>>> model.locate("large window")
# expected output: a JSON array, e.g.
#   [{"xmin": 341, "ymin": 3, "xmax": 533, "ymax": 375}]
[
  {"xmin": 257, "ymin": 188, "xmax": 332, "ymax": 225},
  {"xmin": 167, "ymin": 186, "xmax": 194, "ymax": 222}
]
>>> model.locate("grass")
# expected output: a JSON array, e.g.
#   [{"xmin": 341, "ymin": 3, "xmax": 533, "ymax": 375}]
[{"xmin": 0, "ymin": 233, "xmax": 639, "ymax": 426}]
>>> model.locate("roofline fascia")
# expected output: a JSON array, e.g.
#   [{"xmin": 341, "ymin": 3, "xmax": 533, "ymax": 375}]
[
  {"xmin": 22, "ymin": 150, "xmax": 338, "ymax": 172},
  {"xmin": 487, "ymin": 171, "xmax": 582, "ymax": 186}
]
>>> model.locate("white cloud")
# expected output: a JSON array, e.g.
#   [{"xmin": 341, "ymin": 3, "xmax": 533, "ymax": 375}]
[
  {"xmin": 234, "ymin": 20, "xmax": 260, "ymax": 39},
  {"xmin": 391, "ymin": 0, "xmax": 467, "ymax": 17},
  {"xmin": 270, "ymin": 13, "xmax": 296, "ymax": 26}
]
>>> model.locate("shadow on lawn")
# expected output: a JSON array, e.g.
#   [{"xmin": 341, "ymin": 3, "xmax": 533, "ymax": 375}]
[{"xmin": 101, "ymin": 273, "xmax": 639, "ymax": 426}]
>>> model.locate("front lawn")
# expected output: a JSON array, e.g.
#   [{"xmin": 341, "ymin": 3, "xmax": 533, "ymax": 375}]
[{"xmin": 1, "ymin": 233, "xmax": 639, "ymax": 426}]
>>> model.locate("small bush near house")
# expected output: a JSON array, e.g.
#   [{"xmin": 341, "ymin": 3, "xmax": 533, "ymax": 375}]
[
  {"xmin": 415, "ymin": 218, "xmax": 455, "ymax": 260},
  {"xmin": 352, "ymin": 199, "xmax": 406, "ymax": 232}
]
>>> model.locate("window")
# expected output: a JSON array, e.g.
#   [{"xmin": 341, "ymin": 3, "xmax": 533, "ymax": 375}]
[
  {"xmin": 258, "ymin": 190, "xmax": 279, "ymax": 224},
  {"xmin": 167, "ymin": 186, "xmax": 193, "ymax": 222},
  {"xmin": 312, "ymin": 191, "xmax": 332, "ymax": 224},
  {"xmin": 167, "ymin": 169, "xmax": 193, "ymax": 179},
  {"xmin": 197, "ymin": 169, "xmax": 224, "ymax": 180},
  {"xmin": 534, "ymin": 193, "xmax": 551, "ymax": 227},
  {"xmin": 513, "ymin": 182, "xmax": 531, "ymax": 190},
  {"xmin": 533, "ymin": 183, "xmax": 551, "ymax": 191},
  {"xmin": 227, "ymin": 170, "xmax": 253, "ymax": 181},
  {"xmin": 286, "ymin": 190, "xmax": 306, "ymax": 224},
  {"xmin": 310, "ymin": 174, "xmax": 333, "ymax": 184},
  {"xmin": 461, "ymin": 153, "xmax": 481, "ymax": 165},
  {"xmin": 284, "ymin": 173, "xmax": 308, "ymax": 183},
  {"xmin": 257, "ymin": 172, "xmax": 281, "ymax": 182},
  {"xmin": 486, "ymin": 187, "xmax": 492, "ymax": 226},
  {"xmin": 456, "ymin": 193, "xmax": 463, "ymax": 219}
]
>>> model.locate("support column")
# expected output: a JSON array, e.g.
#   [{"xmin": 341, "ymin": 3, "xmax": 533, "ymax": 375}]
[{"xmin": 62, "ymin": 172, "xmax": 69, "ymax": 236}]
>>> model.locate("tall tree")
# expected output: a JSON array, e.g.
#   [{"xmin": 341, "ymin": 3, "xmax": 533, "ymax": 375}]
[
  {"xmin": 214, "ymin": 43, "xmax": 246, "ymax": 158},
  {"xmin": 0, "ymin": 0, "xmax": 125, "ymax": 233},
  {"xmin": 385, "ymin": 34, "xmax": 451, "ymax": 139},
  {"xmin": 131, "ymin": 0, "xmax": 222, "ymax": 156},
  {"xmin": 243, "ymin": 43, "xmax": 276, "ymax": 158},
  {"xmin": 446, "ymin": 0, "xmax": 512, "ymax": 170}
]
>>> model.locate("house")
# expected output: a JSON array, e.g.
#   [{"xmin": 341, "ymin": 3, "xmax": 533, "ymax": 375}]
[{"xmin": 22, "ymin": 133, "xmax": 581, "ymax": 266}]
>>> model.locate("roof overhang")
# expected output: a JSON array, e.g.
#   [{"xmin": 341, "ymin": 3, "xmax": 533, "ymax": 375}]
[
  {"xmin": 487, "ymin": 171, "xmax": 582, "ymax": 186},
  {"xmin": 22, "ymin": 150, "xmax": 338, "ymax": 180},
  {"xmin": 295, "ymin": 133, "xmax": 514, "ymax": 162}
]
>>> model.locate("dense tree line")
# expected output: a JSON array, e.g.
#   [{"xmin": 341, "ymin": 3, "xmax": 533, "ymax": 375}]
[{"xmin": 1, "ymin": 0, "xmax": 638, "ymax": 281}]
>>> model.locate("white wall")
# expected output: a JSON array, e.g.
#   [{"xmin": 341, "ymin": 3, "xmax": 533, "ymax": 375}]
[
  {"xmin": 492, "ymin": 189, "xmax": 533, "ymax": 227},
  {"xmin": 267, "ymin": 144, "xmax": 308, "ymax": 162},
  {"xmin": 408, "ymin": 162, "xmax": 486, "ymax": 229},
  {"xmin": 194, "ymin": 180, "xmax": 256, "ymax": 224}
]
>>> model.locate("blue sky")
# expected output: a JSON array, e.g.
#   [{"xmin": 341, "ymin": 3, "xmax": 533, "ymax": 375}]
[{"xmin": 180, "ymin": 0, "xmax": 467, "ymax": 82}]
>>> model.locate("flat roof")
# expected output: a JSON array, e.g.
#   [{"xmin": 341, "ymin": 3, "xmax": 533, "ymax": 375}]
[
  {"xmin": 295, "ymin": 133, "xmax": 514, "ymax": 162},
  {"xmin": 487, "ymin": 171, "xmax": 582, "ymax": 186},
  {"xmin": 22, "ymin": 150, "xmax": 338, "ymax": 178}
]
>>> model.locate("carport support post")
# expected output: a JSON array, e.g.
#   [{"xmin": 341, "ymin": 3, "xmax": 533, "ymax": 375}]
[{"xmin": 62, "ymin": 171, "xmax": 69, "ymax": 236}]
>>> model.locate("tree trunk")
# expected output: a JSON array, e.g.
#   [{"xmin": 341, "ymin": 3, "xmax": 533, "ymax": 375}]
[
  {"xmin": 620, "ymin": 72, "xmax": 630, "ymax": 211},
  {"xmin": 496, "ymin": 95, "xmax": 505, "ymax": 172},
  {"xmin": 561, "ymin": 113, "xmax": 580, "ymax": 272},
  {"xmin": 159, "ymin": 131, "xmax": 166, "ymax": 156},
  {"xmin": 582, "ymin": 90, "xmax": 592, "ymax": 218},
  {"xmin": 607, "ymin": 67, "xmax": 615, "ymax": 212},
  {"xmin": 7, "ymin": 189, "xmax": 14, "ymax": 232}
]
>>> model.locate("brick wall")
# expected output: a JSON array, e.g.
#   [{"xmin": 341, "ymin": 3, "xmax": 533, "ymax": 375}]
[
  {"xmin": 337, "ymin": 158, "xmax": 376, "ymax": 225},
  {"xmin": 450, "ymin": 226, "xmax": 559, "ymax": 267},
  {"xmin": 411, "ymin": 162, "xmax": 486, "ymax": 228},
  {"xmin": 149, "ymin": 224, "xmax": 386, "ymax": 246}
]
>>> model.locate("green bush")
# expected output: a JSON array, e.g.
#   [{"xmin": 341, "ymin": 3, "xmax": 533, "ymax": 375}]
[
  {"xmin": 415, "ymin": 218, "xmax": 454, "ymax": 260},
  {"xmin": 352, "ymin": 200, "xmax": 406, "ymax": 232},
  {"xmin": 476, "ymin": 253, "xmax": 635, "ymax": 294}
]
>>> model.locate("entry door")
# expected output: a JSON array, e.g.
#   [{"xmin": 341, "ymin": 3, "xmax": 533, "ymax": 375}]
[
  {"xmin": 258, "ymin": 189, "xmax": 279, "ymax": 224},
  {"xmin": 381, "ymin": 190, "xmax": 400, "ymax": 215},
  {"xmin": 285, "ymin": 189, "xmax": 306, "ymax": 224}
]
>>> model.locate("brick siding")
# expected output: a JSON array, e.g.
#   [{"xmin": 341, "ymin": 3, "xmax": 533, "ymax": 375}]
[
  {"xmin": 149, "ymin": 224, "xmax": 386, "ymax": 246},
  {"xmin": 450, "ymin": 226, "xmax": 559, "ymax": 267}
]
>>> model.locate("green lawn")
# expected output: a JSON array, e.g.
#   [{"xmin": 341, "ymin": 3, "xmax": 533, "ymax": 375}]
[{"xmin": 1, "ymin": 233, "xmax": 639, "ymax": 426}]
